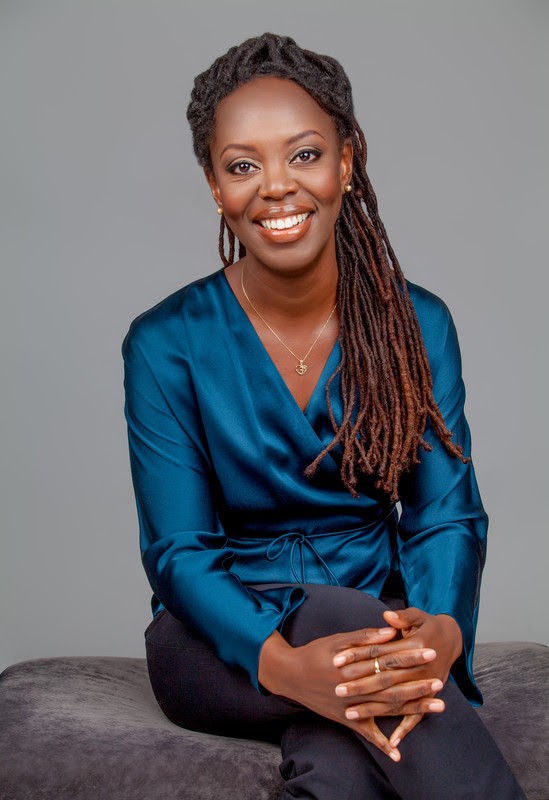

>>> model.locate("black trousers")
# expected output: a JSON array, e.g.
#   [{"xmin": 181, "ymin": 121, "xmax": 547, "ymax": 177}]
[{"xmin": 145, "ymin": 584, "xmax": 525, "ymax": 799}]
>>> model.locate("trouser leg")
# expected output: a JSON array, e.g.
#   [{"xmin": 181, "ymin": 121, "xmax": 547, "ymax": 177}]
[
  {"xmin": 145, "ymin": 584, "xmax": 526, "ymax": 799},
  {"xmin": 281, "ymin": 584, "xmax": 526, "ymax": 800},
  {"xmin": 375, "ymin": 680, "xmax": 526, "ymax": 800},
  {"xmin": 280, "ymin": 713, "xmax": 401, "ymax": 800},
  {"xmin": 144, "ymin": 607, "xmax": 297, "ymax": 743}
]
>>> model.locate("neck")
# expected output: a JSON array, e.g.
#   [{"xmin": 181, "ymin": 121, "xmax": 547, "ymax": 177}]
[{"xmin": 239, "ymin": 256, "xmax": 339, "ymax": 321}]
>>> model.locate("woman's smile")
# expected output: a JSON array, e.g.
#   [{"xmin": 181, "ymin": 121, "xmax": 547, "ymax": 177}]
[{"xmin": 254, "ymin": 207, "xmax": 314, "ymax": 243}]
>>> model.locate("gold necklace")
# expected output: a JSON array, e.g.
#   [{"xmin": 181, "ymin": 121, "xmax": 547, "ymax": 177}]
[{"xmin": 240, "ymin": 265, "xmax": 338, "ymax": 376}]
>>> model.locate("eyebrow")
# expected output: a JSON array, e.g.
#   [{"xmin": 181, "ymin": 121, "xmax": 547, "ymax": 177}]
[{"xmin": 220, "ymin": 129, "xmax": 326, "ymax": 159}]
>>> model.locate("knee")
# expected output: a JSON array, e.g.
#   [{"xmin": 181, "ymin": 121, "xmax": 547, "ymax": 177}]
[{"xmin": 282, "ymin": 585, "xmax": 390, "ymax": 646}]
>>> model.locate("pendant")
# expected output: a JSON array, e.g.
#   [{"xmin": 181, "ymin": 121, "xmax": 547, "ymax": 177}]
[{"xmin": 295, "ymin": 361, "xmax": 308, "ymax": 375}]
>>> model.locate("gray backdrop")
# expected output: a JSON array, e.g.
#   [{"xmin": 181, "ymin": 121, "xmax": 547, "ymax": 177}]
[{"xmin": 1, "ymin": 0, "xmax": 547, "ymax": 673}]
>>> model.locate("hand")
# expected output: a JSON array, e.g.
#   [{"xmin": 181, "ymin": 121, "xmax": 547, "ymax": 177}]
[
  {"xmin": 382, "ymin": 608, "xmax": 463, "ymax": 685},
  {"xmin": 259, "ymin": 626, "xmax": 444, "ymax": 761},
  {"xmin": 333, "ymin": 608, "xmax": 463, "ymax": 748},
  {"xmin": 386, "ymin": 608, "xmax": 462, "ymax": 748}
]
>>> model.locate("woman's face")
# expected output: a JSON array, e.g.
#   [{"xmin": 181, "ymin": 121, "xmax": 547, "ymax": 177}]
[{"xmin": 206, "ymin": 77, "xmax": 353, "ymax": 276}]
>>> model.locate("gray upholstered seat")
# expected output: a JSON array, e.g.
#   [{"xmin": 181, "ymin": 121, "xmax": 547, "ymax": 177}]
[{"xmin": 0, "ymin": 643, "xmax": 547, "ymax": 799}]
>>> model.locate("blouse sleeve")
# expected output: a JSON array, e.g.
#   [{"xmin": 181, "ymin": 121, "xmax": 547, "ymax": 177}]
[
  {"xmin": 397, "ymin": 303, "xmax": 488, "ymax": 705},
  {"xmin": 122, "ymin": 317, "xmax": 304, "ymax": 691}
]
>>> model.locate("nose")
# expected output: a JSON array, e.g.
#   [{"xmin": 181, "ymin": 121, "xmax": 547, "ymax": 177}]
[{"xmin": 258, "ymin": 160, "xmax": 298, "ymax": 200}]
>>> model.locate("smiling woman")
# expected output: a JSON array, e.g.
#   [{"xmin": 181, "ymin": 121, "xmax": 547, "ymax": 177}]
[
  {"xmin": 206, "ymin": 78, "xmax": 351, "ymax": 272},
  {"xmin": 122, "ymin": 33, "xmax": 526, "ymax": 799}
]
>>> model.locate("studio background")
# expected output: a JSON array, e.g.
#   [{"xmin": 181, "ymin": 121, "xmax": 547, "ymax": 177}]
[{"xmin": 1, "ymin": 0, "xmax": 547, "ymax": 673}]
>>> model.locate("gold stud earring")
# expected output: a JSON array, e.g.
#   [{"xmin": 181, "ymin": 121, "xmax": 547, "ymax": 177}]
[
  {"xmin": 344, "ymin": 184, "xmax": 352, "ymax": 193},
  {"xmin": 217, "ymin": 206, "xmax": 223, "ymax": 215}
]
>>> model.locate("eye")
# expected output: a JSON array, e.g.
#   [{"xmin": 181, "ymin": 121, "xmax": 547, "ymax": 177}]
[
  {"xmin": 227, "ymin": 161, "xmax": 258, "ymax": 175},
  {"xmin": 291, "ymin": 149, "xmax": 321, "ymax": 164}
]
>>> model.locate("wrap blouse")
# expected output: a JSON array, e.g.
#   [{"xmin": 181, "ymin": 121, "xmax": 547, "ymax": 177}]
[{"xmin": 123, "ymin": 267, "xmax": 488, "ymax": 704}]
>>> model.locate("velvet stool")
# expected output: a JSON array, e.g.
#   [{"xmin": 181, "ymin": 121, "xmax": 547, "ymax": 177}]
[{"xmin": 0, "ymin": 642, "xmax": 547, "ymax": 800}]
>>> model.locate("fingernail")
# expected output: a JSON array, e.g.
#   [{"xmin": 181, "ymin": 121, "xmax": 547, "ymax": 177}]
[
  {"xmin": 392, "ymin": 738, "xmax": 401, "ymax": 748},
  {"xmin": 346, "ymin": 710, "xmax": 359, "ymax": 719},
  {"xmin": 431, "ymin": 680, "xmax": 443, "ymax": 692},
  {"xmin": 333, "ymin": 655, "xmax": 347, "ymax": 666},
  {"xmin": 422, "ymin": 649, "xmax": 437, "ymax": 661},
  {"xmin": 428, "ymin": 700, "xmax": 444, "ymax": 711},
  {"xmin": 378, "ymin": 627, "xmax": 394, "ymax": 634},
  {"xmin": 335, "ymin": 685, "xmax": 348, "ymax": 697},
  {"xmin": 389, "ymin": 750, "xmax": 400, "ymax": 761}
]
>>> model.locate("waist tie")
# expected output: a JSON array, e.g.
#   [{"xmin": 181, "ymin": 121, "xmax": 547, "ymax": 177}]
[{"xmin": 265, "ymin": 532, "xmax": 340, "ymax": 586}]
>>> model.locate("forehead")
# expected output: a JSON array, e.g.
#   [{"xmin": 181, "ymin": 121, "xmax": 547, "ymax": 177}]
[{"xmin": 210, "ymin": 76, "xmax": 338, "ymax": 151}]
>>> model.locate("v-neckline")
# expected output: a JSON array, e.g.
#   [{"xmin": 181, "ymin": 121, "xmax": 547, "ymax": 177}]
[{"xmin": 218, "ymin": 268, "xmax": 341, "ymax": 420}]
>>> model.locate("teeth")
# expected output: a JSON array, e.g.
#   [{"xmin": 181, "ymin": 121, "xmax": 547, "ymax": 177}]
[{"xmin": 260, "ymin": 212, "xmax": 311, "ymax": 230}]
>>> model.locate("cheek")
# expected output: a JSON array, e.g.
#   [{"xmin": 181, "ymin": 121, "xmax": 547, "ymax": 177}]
[
  {"xmin": 308, "ymin": 166, "xmax": 345, "ymax": 206},
  {"xmin": 217, "ymin": 182, "xmax": 255, "ymax": 219}
]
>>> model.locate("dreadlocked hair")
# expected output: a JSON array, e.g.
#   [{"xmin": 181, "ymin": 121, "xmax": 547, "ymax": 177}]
[{"xmin": 187, "ymin": 33, "xmax": 469, "ymax": 501}]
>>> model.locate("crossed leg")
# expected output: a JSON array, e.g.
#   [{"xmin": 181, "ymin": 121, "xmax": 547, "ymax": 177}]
[{"xmin": 145, "ymin": 584, "xmax": 526, "ymax": 799}]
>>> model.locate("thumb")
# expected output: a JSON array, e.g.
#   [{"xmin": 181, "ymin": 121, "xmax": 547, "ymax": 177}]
[{"xmin": 383, "ymin": 607, "xmax": 423, "ymax": 629}]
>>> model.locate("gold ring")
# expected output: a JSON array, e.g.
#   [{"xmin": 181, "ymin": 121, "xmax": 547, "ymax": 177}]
[{"xmin": 374, "ymin": 657, "xmax": 381, "ymax": 674}]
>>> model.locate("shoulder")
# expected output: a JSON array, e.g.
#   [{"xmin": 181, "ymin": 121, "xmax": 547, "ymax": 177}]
[
  {"xmin": 122, "ymin": 268, "xmax": 225, "ymax": 361},
  {"xmin": 405, "ymin": 280, "xmax": 459, "ymax": 380},
  {"xmin": 406, "ymin": 280, "xmax": 452, "ymax": 340}
]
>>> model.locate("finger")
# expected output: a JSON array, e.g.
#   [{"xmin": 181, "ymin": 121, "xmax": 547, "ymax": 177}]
[
  {"xmin": 389, "ymin": 713, "xmax": 424, "ymax": 747},
  {"xmin": 382, "ymin": 647, "xmax": 436, "ymax": 670},
  {"xmin": 398, "ymin": 697, "xmax": 445, "ymax": 715},
  {"xmin": 347, "ymin": 696, "xmax": 444, "ymax": 720},
  {"xmin": 383, "ymin": 608, "xmax": 424, "ymax": 629},
  {"xmin": 336, "ymin": 669, "xmax": 442, "ymax": 699},
  {"xmin": 353, "ymin": 719, "xmax": 401, "ymax": 762},
  {"xmin": 332, "ymin": 628, "xmax": 397, "ymax": 665},
  {"xmin": 344, "ymin": 682, "xmax": 445, "ymax": 719},
  {"xmin": 334, "ymin": 640, "xmax": 435, "ymax": 669},
  {"xmin": 337, "ymin": 647, "xmax": 436, "ymax": 680},
  {"xmin": 344, "ymin": 678, "xmax": 443, "ymax": 714}
]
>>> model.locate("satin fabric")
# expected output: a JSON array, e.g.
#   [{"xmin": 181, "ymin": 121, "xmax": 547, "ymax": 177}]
[{"xmin": 123, "ymin": 268, "xmax": 487, "ymax": 703}]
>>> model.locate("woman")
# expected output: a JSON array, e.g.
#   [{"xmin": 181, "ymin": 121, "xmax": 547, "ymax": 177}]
[{"xmin": 123, "ymin": 33, "xmax": 525, "ymax": 799}]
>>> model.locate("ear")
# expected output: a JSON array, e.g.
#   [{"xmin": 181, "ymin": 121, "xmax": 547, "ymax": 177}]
[
  {"xmin": 339, "ymin": 139, "xmax": 354, "ymax": 191},
  {"xmin": 204, "ymin": 168, "xmax": 222, "ymax": 208}
]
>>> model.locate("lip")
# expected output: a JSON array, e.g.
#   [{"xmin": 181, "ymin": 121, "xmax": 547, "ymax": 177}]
[
  {"xmin": 254, "ymin": 209, "xmax": 314, "ymax": 244},
  {"xmin": 252, "ymin": 205, "xmax": 314, "ymax": 222}
]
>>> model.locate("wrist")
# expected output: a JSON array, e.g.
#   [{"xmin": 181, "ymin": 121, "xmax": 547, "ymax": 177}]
[
  {"xmin": 436, "ymin": 614, "xmax": 463, "ymax": 663},
  {"xmin": 258, "ymin": 631, "xmax": 295, "ymax": 695}
]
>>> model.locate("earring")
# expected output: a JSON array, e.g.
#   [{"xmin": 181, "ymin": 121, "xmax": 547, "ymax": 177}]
[
  {"xmin": 344, "ymin": 184, "xmax": 352, "ymax": 193},
  {"xmin": 217, "ymin": 206, "xmax": 223, "ymax": 215}
]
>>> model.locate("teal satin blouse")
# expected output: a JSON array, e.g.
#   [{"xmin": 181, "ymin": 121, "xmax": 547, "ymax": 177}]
[{"xmin": 123, "ymin": 268, "xmax": 487, "ymax": 704}]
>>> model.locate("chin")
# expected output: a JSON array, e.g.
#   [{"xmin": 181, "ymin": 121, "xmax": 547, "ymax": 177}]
[{"xmin": 241, "ymin": 229, "xmax": 337, "ymax": 274}]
